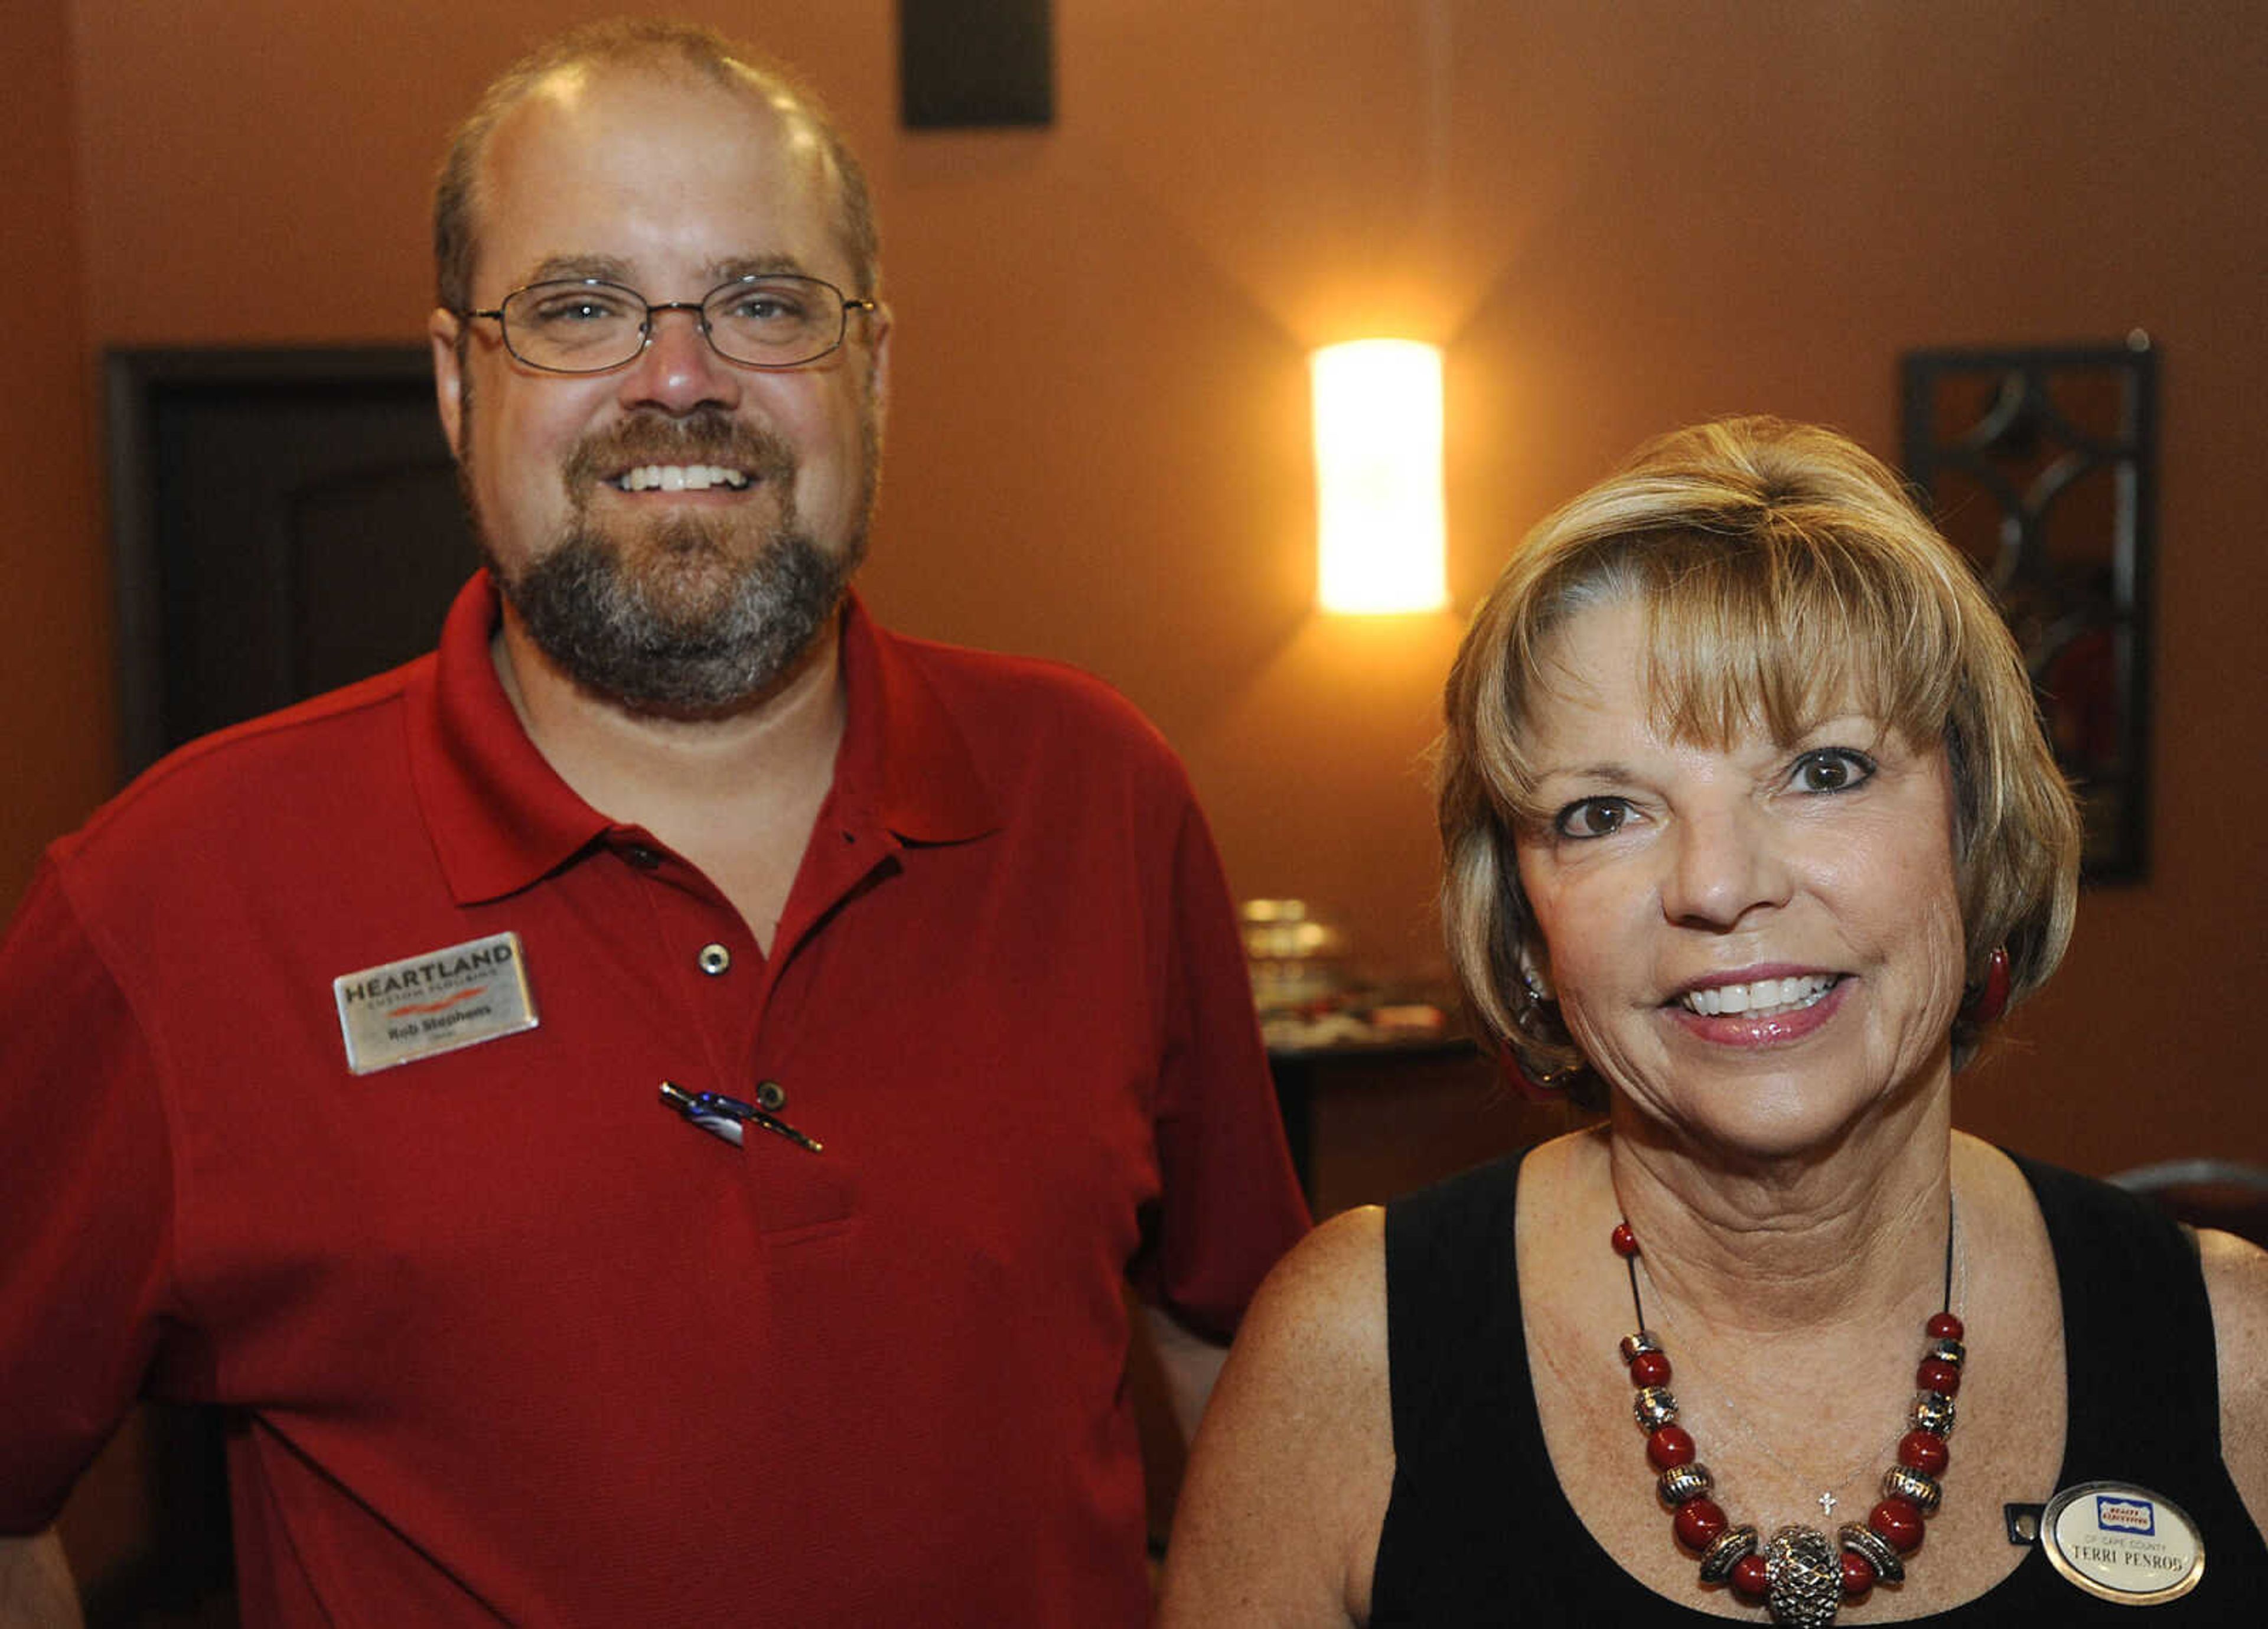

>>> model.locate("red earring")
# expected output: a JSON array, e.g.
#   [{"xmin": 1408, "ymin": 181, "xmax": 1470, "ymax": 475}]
[
  {"xmin": 1495, "ymin": 1040, "xmax": 1579, "ymax": 1102},
  {"xmin": 1498, "ymin": 1047, "xmax": 1557, "ymax": 1102},
  {"xmin": 1961, "ymin": 945, "xmax": 2010, "ymax": 1025}
]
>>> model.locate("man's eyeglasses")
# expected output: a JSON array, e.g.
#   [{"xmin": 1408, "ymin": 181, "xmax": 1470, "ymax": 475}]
[{"xmin": 460, "ymin": 273, "xmax": 876, "ymax": 374}]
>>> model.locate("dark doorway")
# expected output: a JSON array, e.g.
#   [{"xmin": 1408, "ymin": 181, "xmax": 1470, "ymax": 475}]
[{"xmin": 108, "ymin": 347, "xmax": 474, "ymax": 777}]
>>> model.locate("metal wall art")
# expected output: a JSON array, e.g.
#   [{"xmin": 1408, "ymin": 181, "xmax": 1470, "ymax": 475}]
[{"xmin": 1900, "ymin": 337, "xmax": 2159, "ymax": 882}]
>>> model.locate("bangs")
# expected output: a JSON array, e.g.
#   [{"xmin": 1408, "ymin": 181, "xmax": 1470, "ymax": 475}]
[
  {"xmin": 1637, "ymin": 522, "xmax": 1964, "ymax": 745},
  {"xmin": 1495, "ymin": 520, "xmax": 1968, "ymax": 820}
]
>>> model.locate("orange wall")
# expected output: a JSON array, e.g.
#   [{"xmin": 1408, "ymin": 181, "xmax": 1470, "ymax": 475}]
[
  {"xmin": 27, "ymin": 0, "xmax": 2268, "ymax": 1174},
  {"xmin": 2, "ymin": 0, "xmax": 110, "ymax": 907}
]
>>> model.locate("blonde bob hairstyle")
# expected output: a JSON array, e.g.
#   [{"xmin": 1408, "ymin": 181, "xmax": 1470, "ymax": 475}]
[{"xmin": 1437, "ymin": 417, "xmax": 2080, "ymax": 1107}]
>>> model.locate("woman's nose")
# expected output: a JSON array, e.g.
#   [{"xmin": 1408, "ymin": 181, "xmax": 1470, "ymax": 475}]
[{"xmin": 1659, "ymin": 802, "xmax": 1791, "ymax": 928}]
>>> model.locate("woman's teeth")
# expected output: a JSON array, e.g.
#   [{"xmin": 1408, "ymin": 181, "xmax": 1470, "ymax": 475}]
[{"xmin": 1680, "ymin": 974, "xmax": 1837, "ymax": 1019}]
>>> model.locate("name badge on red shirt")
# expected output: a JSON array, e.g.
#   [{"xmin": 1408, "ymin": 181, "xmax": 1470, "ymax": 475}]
[{"xmin": 332, "ymin": 931, "xmax": 540, "ymax": 1074}]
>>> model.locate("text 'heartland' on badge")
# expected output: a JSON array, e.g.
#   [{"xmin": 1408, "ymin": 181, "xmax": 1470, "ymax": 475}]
[
  {"xmin": 2041, "ymin": 1480, "xmax": 2205, "ymax": 1605},
  {"xmin": 333, "ymin": 931, "xmax": 539, "ymax": 1075}
]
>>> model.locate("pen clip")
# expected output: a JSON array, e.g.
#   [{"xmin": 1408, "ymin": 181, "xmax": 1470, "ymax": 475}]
[{"xmin": 659, "ymin": 1081, "xmax": 825, "ymax": 1153}]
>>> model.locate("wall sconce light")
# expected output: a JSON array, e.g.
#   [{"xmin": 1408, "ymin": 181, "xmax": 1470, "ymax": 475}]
[{"xmin": 1311, "ymin": 339, "xmax": 1448, "ymax": 614}]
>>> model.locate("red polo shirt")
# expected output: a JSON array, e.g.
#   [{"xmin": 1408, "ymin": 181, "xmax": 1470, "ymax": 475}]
[{"xmin": 0, "ymin": 575, "xmax": 1308, "ymax": 1626}]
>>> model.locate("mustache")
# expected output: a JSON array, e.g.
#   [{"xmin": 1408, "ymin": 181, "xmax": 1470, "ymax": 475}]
[{"xmin": 562, "ymin": 408, "xmax": 798, "ymax": 487}]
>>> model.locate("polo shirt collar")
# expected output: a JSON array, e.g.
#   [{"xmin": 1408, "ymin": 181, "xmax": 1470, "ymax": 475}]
[
  {"xmin": 406, "ymin": 574, "xmax": 997, "ymax": 905},
  {"xmin": 406, "ymin": 574, "xmax": 608, "ymax": 903},
  {"xmin": 827, "ymin": 591, "xmax": 999, "ymax": 849}
]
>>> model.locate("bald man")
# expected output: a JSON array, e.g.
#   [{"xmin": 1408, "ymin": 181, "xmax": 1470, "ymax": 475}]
[{"xmin": 0, "ymin": 21, "xmax": 1305, "ymax": 1625}]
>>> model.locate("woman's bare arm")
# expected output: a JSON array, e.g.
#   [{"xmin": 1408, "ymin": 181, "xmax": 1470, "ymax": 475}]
[
  {"xmin": 0, "ymin": 1532, "xmax": 80, "ymax": 1629},
  {"xmin": 2202, "ymin": 1227, "xmax": 2268, "ymax": 1537},
  {"xmin": 1158, "ymin": 1206, "xmax": 1395, "ymax": 1628}
]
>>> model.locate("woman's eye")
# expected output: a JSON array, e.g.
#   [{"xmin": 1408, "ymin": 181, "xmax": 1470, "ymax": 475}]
[
  {"xmin": 1555, "ymin": 797, "xmax": 1633, "ymax": 839},
  {"xmin": 1791, "ymin": 748, "xmax": 1876, "ymax": 793}
]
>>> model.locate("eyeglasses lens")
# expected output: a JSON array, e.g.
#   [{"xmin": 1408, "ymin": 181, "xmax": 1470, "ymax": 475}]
[{"xmin": 498, "ymin": 277, "xmax": 847, "ymax": 373}]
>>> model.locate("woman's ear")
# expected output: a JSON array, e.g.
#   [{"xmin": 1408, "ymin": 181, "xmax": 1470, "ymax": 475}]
[{"xmin": 1518, "ymin": 944, "xmax": 1556, "ymax": 1005}]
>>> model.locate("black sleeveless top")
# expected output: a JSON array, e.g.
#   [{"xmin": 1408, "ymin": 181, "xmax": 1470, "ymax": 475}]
[{"xmin": 1371, "ymin": 1151, "xmax": 2268, "ymax": 1624}]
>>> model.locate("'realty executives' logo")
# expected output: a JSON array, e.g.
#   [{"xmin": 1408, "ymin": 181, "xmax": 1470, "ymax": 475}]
[{"xmin": 2095, "ymin": 1496, "xmax": 2156, "ymax": 1536}]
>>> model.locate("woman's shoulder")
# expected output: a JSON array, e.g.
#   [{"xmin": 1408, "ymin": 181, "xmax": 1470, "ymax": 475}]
[
  {"xmin": 1239, "ymin": 1204, "xmax": 1390, "ymax": 1367},
  {"xmin": 1218, "ymin": 1131, "xmax": 1589, "ymax": 1421},
  {"xmin": 2199, "ymin": 1226, "xmax": 2268, "ymax": 1340},
  {"xmin": 1160, "ymin": 1206, "xmax": 1392, "ymax": 1628},
  {"xmin": 2199, "ymin": 1226, "xmax": 2268, "ymax": 1533},
  {"xmin": 1226, "ymin": 1136, "xmax": 1576, "ymax": 1432}
]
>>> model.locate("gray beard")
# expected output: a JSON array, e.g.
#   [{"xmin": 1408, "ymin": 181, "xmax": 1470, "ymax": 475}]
[
  {"xmin": 465, "ymin": 401, "xmax": 871, "ymax": 717},
  {"xmin": 500, "ymin": 508, "xmax": 856, "ymax": 717}
]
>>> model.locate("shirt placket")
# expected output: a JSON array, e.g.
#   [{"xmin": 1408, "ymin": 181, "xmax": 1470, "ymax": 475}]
[
  {"xmin": 740, "ymin": 810, "xmax": 903, "ymax": 1126},
  {"xmin": 608, "ymin": 820, "xmax": 898, "ymax": 1226}
]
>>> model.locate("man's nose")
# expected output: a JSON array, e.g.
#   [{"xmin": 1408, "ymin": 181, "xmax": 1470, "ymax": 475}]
[{"xmin": 621, "ymin": 304, "xmax": 741, "ymax": 413}]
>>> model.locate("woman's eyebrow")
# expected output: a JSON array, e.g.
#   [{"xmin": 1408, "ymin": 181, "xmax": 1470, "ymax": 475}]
[{"xmin": 1533, "ymin": 760, "xmax": 1639, "ymax": 787}]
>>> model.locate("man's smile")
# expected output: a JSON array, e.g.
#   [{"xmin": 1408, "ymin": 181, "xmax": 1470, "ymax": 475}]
[{"xmin": 607, "ymin": 462, "xmax": 755, "ymax": 493}]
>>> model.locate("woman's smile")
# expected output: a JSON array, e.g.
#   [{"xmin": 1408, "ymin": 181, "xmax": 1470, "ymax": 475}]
[{"xmin": 1663, "ymin": 969, "xmax": 1851, "ymax": 1048}]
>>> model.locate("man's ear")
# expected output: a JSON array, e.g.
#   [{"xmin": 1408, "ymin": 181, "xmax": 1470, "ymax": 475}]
[
  {"xmin": 863, "ymin": 301, "xmax": 893, "ymax": 421},
  {"xmin": 429, "ymin": 308, "xmax": 467, "ymax": 459}
]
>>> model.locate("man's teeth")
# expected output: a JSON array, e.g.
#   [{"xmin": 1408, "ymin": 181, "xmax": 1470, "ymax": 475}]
[
  {"xmin": 1680, "ymin": 975, "xmax": 1837, "ymax": 1019},
  {"xmin": 612, "ymin": 464, "xmax": 752, "ymax": 492}
]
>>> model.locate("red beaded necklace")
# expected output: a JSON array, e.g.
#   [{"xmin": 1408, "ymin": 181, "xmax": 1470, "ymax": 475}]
[{"xmin": 1611, "ymin": 1211, "xmax": 1963, "ymax": 1626}]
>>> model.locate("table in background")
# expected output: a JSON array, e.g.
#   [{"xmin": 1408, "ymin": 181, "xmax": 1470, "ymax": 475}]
[{"xmin": 1267, "ymin": 1032, "xmax": 1594, "ymax": 1218}]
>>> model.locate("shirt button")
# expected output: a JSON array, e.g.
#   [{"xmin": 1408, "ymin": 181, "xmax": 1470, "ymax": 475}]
[
  {"xmin": 623, "ymin": 845, "xmax": 663, "ymax": 869},
  {"xmin": 755, "ymin": 1081, "xmax": 787, "ymax": 1111},
  {"xmin": 697, "ymin": 943, "xmax": 732, "ymax": 976}
]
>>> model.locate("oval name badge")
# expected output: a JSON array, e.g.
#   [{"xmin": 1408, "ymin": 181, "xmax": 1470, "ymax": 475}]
[{"xmin": 2041, "ymin": 1480, "xmax": 2205, "ymax": 1605}]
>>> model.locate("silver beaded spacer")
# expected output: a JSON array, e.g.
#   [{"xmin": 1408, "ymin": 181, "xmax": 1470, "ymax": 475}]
[
  {"xmin": 1697, "ymin": 1524, "xmax": 1758, "ymax": 1584},
  {"xmin": 1838, "ymin": 1520, "xmax": 1906, "ymax": 1584},
  {"xmin": 1620, "ymin": 1330, "xmax": 1663, "ymax": 1363},
  {"xmin": 1925, "ymin": 1336, "xmax": 1966, "ymax": 1370},
  {"xmin": 1632, "ymin": 1386, "xmax": 1679, "ymax": 1431},
  {"xmin": 1657, "ymin": 1462, "xmax": 1714, "ymax": 1506},
  {"xmin": 1881, "ymin": 1464, "xmax": 1943, "ymax": 1515},
  {"xmin": 1909, "ymin": 1390, "xmax": 1957, "ymax": 1436},
  {"xmin": 1765, "ymin": 1526, "xmax": 1843, "ymax": 1628}
]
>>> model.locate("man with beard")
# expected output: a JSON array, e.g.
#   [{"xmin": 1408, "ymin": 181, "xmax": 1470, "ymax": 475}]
[{"xmin": 0, "ymin": 20, "xmax": 1308, "ymax": 1626}]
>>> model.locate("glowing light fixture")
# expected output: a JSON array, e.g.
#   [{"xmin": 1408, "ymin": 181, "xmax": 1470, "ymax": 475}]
[{"xmin": 1311, "ymin": 339, "xmax": 1448, "ymax": 614}]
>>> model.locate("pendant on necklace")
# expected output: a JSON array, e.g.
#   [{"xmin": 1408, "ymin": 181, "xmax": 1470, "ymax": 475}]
[{"xmin": 1817, "ymin": 1491, "xmax": 1837, "ymax": 1520}]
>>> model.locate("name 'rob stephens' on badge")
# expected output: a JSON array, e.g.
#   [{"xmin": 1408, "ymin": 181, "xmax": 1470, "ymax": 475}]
[{"xmin": 333, "ymin": 931, "xmax": 540, "ymax": 1074}]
